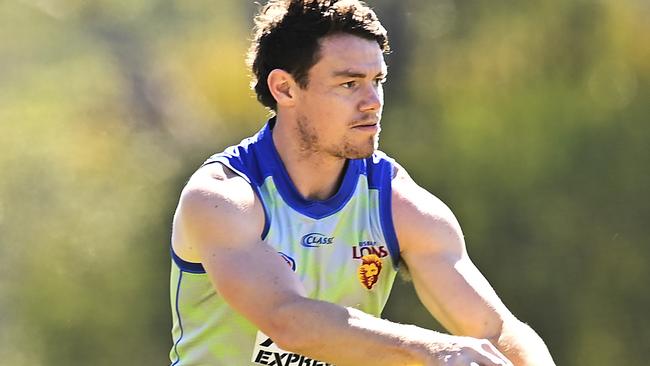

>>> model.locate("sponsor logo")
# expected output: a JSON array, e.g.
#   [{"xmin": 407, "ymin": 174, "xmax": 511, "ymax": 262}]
[
  {"xmin": 278, "ymin": 252, "xmax": 296, "ymax": 271},
  {"xmin": 357, "ymin": 254, "xmax": 383, "ymax": 290},
  {"xmin": 351, "ymin": 241, "xmax": 388, "ymax": 259},
  {"xmin": 251, "ymin": 331, "xmax": 334, "ymax": 366},
  {"xmin": 300, "ymin": 233, "xmax": 334, "ymax": 248}
]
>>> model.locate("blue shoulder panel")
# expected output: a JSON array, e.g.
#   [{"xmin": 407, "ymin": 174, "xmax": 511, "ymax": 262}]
[{"xmin": 365, "ymin": 151, "xmax": 401, "ymax": 269}]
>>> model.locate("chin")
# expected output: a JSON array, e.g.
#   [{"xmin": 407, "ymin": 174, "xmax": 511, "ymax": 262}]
[
  {"xmin": 345, "ymin": 142, "xmax": 377, "ymax": 159},
  {"xmin": 337, "ymin": 134, "xmax": 379, "ymax": 159},
  {"xmin": 350, "ymin": 151, "xmax": 374, "ymax": 159}
]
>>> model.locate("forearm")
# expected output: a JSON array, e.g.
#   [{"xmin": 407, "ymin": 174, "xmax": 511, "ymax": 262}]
[
  {"xmin": 493, "ymin": 320, "xmax": 555, "ymax": 366},
  {"xmin": 270, "ymin": 297, "xmax": 434, "ymax": 366}
]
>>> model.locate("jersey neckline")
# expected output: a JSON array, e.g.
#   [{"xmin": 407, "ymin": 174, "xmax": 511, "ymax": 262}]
[{"xmin": 257, "ymin": 118, "xmax": 361, "ymax": 219}]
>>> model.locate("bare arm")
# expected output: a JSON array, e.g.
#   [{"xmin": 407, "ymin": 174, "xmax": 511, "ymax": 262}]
[
  {"xmin": 173, "ymin": 163, "xmax": 510, "ymax": 366},
  {"xmin": 392, "ymin": 165, "xmax": 555, "ymax": 366}
]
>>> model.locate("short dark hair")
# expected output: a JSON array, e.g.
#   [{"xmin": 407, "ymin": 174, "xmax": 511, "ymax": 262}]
[{"xmin": 247, "ymin": 0, "xmax": 389, "ymax": 111}]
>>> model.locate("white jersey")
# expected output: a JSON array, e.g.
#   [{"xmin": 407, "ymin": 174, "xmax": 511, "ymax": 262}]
[{"xmin": 170, "ymin": 118, "xmax": 401, "ymax": 365}]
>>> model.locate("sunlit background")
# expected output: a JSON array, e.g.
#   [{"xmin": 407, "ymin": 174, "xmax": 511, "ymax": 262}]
[{"xmin": 1, "ymin": 0, "xmax": 648, "ymax": 364}]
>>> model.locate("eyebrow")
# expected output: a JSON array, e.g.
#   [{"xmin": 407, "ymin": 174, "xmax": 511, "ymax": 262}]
[{"xmin": 332, "ymin": 69, "xmax": 388, "ymax": 79}]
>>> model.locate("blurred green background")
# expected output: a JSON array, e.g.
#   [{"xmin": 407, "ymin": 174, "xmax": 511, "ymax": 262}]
[{"xmin": 1, "ymin": 0, "xmax": 648, "ymax": 364}]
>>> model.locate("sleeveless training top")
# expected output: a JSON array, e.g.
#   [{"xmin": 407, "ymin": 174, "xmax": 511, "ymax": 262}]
[{"xmin": 169, "ymin": 119, "xmax": 401, "ymax": 365}]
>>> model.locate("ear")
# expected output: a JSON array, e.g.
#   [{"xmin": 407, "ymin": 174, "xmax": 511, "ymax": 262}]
[{"xmin": 267, "ymin": 69, "xmax": 297, "ymax": 108}]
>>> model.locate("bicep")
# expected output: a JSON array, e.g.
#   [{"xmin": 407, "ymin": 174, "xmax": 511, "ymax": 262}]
[
  {"xmin": 176, "ymin": 169, "xmax": 308, "ymax": 335},
  {"xmin": 197, "ymin": 239, "xmax": 308, "ymax": 334}
]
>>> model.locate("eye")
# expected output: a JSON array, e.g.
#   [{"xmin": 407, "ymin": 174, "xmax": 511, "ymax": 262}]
[
  {"xmin": 373, "ymin": 77, "xmax": 387, "ymax": 86},
  {"xmin": 342, "ymin": 81, "xmax": 358, "ymax": 89}
]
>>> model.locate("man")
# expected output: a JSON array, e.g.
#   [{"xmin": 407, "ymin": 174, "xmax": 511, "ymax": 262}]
[{"xmin": 169, "ymin": 1, "xmax": 555, "ymax": 365}]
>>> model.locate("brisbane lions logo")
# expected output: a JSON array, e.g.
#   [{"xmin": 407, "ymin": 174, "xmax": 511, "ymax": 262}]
[{"xmin": 357, "ymin": 254, "xmax": 383, "ymax": 290}]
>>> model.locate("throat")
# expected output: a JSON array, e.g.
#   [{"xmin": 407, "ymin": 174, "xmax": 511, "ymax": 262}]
[
  {"xmin": 270, "ymin": 116, "xmax": 350, "ymax": 201},
  {"xmin": 293, "ymin": 158, "xmax": 349, "ymax": 201}
]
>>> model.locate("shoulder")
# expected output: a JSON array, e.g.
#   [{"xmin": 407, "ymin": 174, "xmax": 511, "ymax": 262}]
[
  {"xmin": 390, "ymin": 162, "xmax": 465, "ymax": 256},
  {"xmin": 175, "ymin": 162, "xmax": 265, "ymax": 249}
]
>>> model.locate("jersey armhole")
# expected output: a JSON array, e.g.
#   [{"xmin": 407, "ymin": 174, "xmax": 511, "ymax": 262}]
[
  {"xmin": 171, "ymin": 158, "xmax": 272, "ymax": 273},
  {"xmin": 377, "ymin": 158, "xmax": 401, "ymax": 271},
  {"xmin": 202, "ymin": 158, "xmax": 271, "ymax": 240}
]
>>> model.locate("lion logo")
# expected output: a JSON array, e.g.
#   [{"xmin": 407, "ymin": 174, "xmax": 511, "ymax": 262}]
[{"xmin": 357, "ymin": 254, "xmax": 383, "ymax": 290}]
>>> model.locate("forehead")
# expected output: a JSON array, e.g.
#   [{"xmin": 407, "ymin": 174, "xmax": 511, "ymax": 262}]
[{"xmin": 311, "ymin": 34, "xmax": 386, "ymax": 77}]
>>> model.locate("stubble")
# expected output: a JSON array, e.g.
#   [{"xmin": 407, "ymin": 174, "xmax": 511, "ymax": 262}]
[{"xmin": 296, "ymin": 115, "xmax": 379, "ymax": 160}]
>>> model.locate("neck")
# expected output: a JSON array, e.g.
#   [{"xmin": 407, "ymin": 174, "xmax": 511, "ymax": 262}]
[{"xmin": 272, "ymin": 115, "xmax": 347, "ymax": 201}]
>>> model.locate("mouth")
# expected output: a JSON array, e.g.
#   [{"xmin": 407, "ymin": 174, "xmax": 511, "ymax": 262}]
[{"xmin": 351, "ymin": 120, "xmax": 380, "ymax": 131}]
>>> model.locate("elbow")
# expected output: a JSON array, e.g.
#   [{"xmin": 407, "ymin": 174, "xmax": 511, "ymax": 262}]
[
  {"xmin": 485, "ymin": 316, "xmax": 524, "ymax": 346},
  {"xmin": 265, "ymin": 322, "xmax": 305, "ymax": 353},
  {"xmin": 262, "ymin": 300, "xmax": 316, "ymax": 353},
  {"xmin": 492, "ymin": 318, "xmax": 555, "ymax": 366}
]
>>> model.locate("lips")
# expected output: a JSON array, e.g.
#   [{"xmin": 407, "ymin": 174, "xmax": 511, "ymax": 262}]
[
  {"xmin": 352, "ymin": 123, "xmax": 380, "ymax": 133},
  {"xmin": 351, "ymin": 119, "xmax": 379, "ymax": 128},
  {"xmin": 353, "ymin": 122, "xmax": 377, "ymax": 128}
]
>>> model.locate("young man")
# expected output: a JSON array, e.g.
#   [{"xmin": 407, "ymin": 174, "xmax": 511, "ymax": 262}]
[{"xmin": 169, "ymin": 1, "xmax": 555, "ymax": 365}]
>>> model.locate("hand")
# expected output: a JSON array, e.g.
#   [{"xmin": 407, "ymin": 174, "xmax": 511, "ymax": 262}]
[{"xmin": 424, "ymin": 335, "xmax": 513, "ymax": 366}]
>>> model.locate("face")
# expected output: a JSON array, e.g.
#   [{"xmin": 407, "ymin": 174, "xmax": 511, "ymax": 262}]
[{"xmin": 292, "ymin": 33, "xmax": 387, "ymax": 159}]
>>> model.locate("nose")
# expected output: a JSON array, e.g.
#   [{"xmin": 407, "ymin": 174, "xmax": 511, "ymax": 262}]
[{"xmin": 360, "ymin": 83, "xmax": 383, "ymax": 112}]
